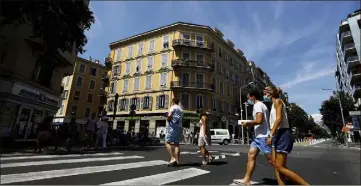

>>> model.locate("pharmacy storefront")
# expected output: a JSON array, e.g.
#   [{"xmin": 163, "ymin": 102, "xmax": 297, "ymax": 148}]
[{"xmin": 0, "ymin": 81, "xmax": 61, "ymax": 141}]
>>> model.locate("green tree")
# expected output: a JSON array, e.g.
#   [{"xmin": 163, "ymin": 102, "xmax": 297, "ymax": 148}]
[
  {"xmin": 287, "ymin": 103, "xmax": 313, "ymax": 135},
  {"xmin": 319, "ymin": 91, "xmax": 356, "ymax": 136},
  {"xmin": 1, "ymin": 0, "xmax": 95, "ymax": 86}
]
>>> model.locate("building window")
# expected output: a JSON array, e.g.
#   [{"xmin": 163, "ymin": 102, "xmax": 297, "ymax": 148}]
[
  {"xmin": 143, "ymin": 96, "xmax": 152, "ymax": 109},
  {"xmin": 128, "ymin": 45, "xmax": 133, "ymax": 58},
  {"xmin": 131, "ymin": 97, "xmax": 140, "ymax": 110},
  {"xmin": 59, "ymin": 104, "xmax": 64, "ymax": 115},
  {"xmin": 119, "ymin": 99, "xmax": 127, "ymax": 111},
  {"xmin": 79, "ymin": 64, "xmax": 85, "ymax": 73},
  {"xmin": 196, "ymin": 35, "xmax": 204, "ymax": 42},
  {"xmin": 76, "ymin": 76, "xmax": 83, "ymax": 87},
  {"xmin": 225, "ymin": 52, "xmax": 228, "ymax": 62},
  {"xmin": 113, "ymin": 65, "xmax": 120, "ymax": 76},
  {"xmin": 157, "ymin": 95, "xmax": 168, "ymax": 109},
  {"xmin": 196, "ymin": 53, "xmax": 203, "ymax": 64},
  {"xmin": 74, "ymin": 91, "xmax": 80, "ymax": 100},
  {"xmin": 90, "ymin": 67, "xmax": 97, "ymax": 76},
  {"xmin": 218, "ymin": 47, "xmax": 222, "ymax": 58},
  {"xmin": 136, "ymin": 59, "xmax": 142, "ymax": 72},
  {"xmin": 62, "ymin": 90, "xmax": 69, "ymax": 99},
  {"xmin": 123, "ymin": 79, "xmax": 129, "ymax": 92},
  {"xmin": 212, "ymin": 97, "xmax": 216, "ymax": 111},
  {"xmin": 115, "ymin": 48, "xmax": 122, "ymax": 61},
  {"xmin": 71, "ymin": 105, "xmax": 78, "ymax": 115},
  {"xmin": 85, "ymin": 108, "xmax": 91, "ymax": 117},
  {"xmin": 110, "ymin": 81, "xmax": 116, "ymax": 94},
  {"xmin": 182, "ymin": 33, "xmax": 190, "ymax": 40},
  {"xmin": 220, "ymin": 101, "xmax": 224, "ymax": 112},
  {"xmin": 108, "ymin": 100, "xmax": 114, "ymax": 112},
  {"xmin": 134, "ymin": 77, "xmax": 140, "ymax": 91},
  {"xmin": 220, "ymin": 82, "xmax": 223, "ymax": 94},
  {"xmin": 196, "ymin": 95, "xmax": 203, "ymax": 109},
  {"xmin": 89, "ymin": 80, "xmax": 95, "ymax": 89},
  {"xmin": 147, "ymin": 56, "xmax": 154, "ymax": 70},
  {"xmin": 181, "ymin": 93, "xmax": 189, "ymax": 109},
  {"xmin": 212, "ymin": 78, "xmax": 216, "ymax": 91},
  {"xmin": 87, "ymin": 93, "xmax": 93, "ymax": 103},
  {"xmin": 149, "ymin": 39, "xmax": 155, "ymax": 53},
  {"xmin": 161, "ymin": 53, "xmax": 168, "ymax": 67},
  {"xmin": 163, "ymin": 35, "xmax": 169, "ymax": 49},
  {"xmin": 227, "ymin": 84, "xmax": 230, "ymax": 96},
  {"xmin": 160, "ymin": 73, "xmax": 167, "ymax": 88},
  {"xmin": 138, "ymin": 42, "xmax": 144, "ymax": 56},
  {"xmin": 126, "ymin": 61, "xmax": 131, "ymax": 74},
  {"xmin": 182, "ymin": 52, "xmax": 190, "ymax": 60},
  {"xmin": 145, "ymin": 75, "xmax": 152, "ymax": 89}
]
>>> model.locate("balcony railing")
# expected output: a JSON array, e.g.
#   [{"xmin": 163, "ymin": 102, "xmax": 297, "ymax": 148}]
[
  {"xmin": 347, "ymin": 56, "xmax": 359, "ymax": 63},
  {"xmin": 170, "ymin": 81, "xmax": 215, "ymax": 91},
  {"xmin": 172, "ymin": 39, "xmax": 212, "ymax": 50},
  {"xmin": 344, "ymin": 43, "xmax": 355, "ymax": 50},
  {"xmin": 171, "ymin": 59, "xmax": 214, "ymax": 70},
  {"xmin": 341, "ymin": 31, "xmax": 352, "ymax": 38}
]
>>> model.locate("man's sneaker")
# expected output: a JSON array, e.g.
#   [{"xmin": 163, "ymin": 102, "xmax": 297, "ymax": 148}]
[{"xmin": 208, "ymin": 156, "xmax": 214, "ymax": 163}]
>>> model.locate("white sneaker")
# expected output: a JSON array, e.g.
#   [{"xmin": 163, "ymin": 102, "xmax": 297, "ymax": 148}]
[{"xmin": 202, "ymin": 160, "xmax": 207, "ymax": 165}]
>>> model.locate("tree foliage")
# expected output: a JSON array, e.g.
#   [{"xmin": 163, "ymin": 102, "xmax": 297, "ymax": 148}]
[
  {"xmin": 319, "ymin": 91, "xmax": 356, "ymax": 136},
  {"xmin": 287, "ymin": 103, "xmax": 314, "ymax": 135},
  {"xmin": 1, "ymin": 0, "xmax": 94, "ymax": 86}
]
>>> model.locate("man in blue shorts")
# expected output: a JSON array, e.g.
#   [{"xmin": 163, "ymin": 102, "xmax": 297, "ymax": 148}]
[
  {"xmin": 234, "ymin": 90, "xmax": 273, "ymax": 185},
  {"xmin": 165, "ymin": 97, "xmax": 184, "ymax": 167}
]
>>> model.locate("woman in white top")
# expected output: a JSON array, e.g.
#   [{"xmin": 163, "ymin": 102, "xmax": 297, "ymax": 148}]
[
  {"xmin": 198, "ymin": 109, "xmax": 214, "ymax": 165},
  {"xmin": 264, "ymin": 86, "xmax": 309, "ymax": 185}
]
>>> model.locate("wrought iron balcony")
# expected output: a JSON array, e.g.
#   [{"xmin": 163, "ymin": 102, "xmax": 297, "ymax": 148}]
[
  {"xmin": 344, "ymin": 43, "xmax": 355, "ymax": 50},
  {"xmin": 351, "ymin": 69, "xmax": 361, "ymax": 84},
  {"xmin": 101, "ymin": 74, "xmax": 110, "ymax": 81},
  {"xmin": 172, "ymin": 39, "xmax": 214, "ymax": 51},
  {"xmin": 170, "ymin": 81, "xmax": 215, "ymax": 91},
  {"xmin": 347, "ymin": 55, "xmax": 360, "ymax": 70},
  {"xmin": 171, "ymin": 59, "xmax": 214, "ymax": 71}
]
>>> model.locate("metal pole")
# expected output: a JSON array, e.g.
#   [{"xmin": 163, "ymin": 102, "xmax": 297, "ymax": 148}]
[
  {"xmin": 336, "ymin": 92, "xmax": 348, "ymax": 147},
  {"xmin": 240, "ymin": 87, "xmax": 245, "ymax": 144},
  {"xmin": 244, "ymin": 102, "xmax": 249, "ymax": 144}
]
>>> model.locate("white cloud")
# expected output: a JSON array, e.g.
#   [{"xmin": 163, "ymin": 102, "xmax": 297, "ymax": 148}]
[
  {"xmin": 311, "ymin": 113, "xmax": 323, "ymax": 123},
  {"xmin": 279, "ymin": 64, "xmax": 335, "ymax": 89},
  {"xmin": 85, "ymin": 14, "xmax": 103, "ymax": 40},
  {"xmin": 273, "ymin": 1, "xmax": 284, "ymax": 20}
]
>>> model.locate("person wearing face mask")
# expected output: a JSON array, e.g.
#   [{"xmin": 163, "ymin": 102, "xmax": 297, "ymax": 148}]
[
  {"xmin": 264, "ymin": 86, "xmax": 309, "ymax": 185},
  {"xmin": 234, "ymin": 90, "xmax": 273, "ymax": 185}
]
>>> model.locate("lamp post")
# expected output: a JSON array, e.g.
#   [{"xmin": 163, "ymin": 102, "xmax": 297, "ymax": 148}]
[
  {"xmin": 237, "ymin": 82, "xmax": 254, "ymax": 145},
  {"xmin": 321, "ymin": 88, "xmax": 348, "ymax": 147}
]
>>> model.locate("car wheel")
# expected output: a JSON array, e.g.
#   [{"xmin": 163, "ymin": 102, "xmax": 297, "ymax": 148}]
[{"xmin": 223, "ymin": 139, "xmax": 229, "ymax": 145}]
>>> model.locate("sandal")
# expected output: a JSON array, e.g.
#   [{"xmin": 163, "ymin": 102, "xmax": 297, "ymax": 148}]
[
  {"xmin": 167, "ymin": 161, "xmax": 179, "ymax": 167},
  {"xmin": 208, "ymin": 156, "xmax": 214, "ymax": 163}
]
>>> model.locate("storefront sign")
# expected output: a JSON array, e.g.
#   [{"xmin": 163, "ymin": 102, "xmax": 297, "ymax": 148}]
[
  {"xmin": 117, "ymin": 116, "xmax": 142, "ymax": 121},
  {"xmin": 183, "ymin": 113, "xmax": 199, "ymax": 121},
  {"xmin": 12, "ymin": 83, "xmax": 60, "ymax": 107}
]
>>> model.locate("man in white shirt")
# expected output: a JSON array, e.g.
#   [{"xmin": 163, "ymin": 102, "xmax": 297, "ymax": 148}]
[
  {"xmin": 234, "ymin": 90, "xmax": 272, "ymax": 185},
  {"xmin": 165, "ymin": 97, "xmax": 184, "ymax": 166}
]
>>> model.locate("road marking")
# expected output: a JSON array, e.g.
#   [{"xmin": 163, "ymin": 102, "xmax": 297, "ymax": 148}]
[
  {"xmin": 1, "ymin": 152, "xmax": 124, "ymax": 161},
  {"xmin": 180, "ymin": 152, "xmax": 198, "ymax": 155},
  {"xmin": 231, "ymin": 180, "xmax": 260, "ymax": 185},
  {"xmin": 1, "ymin": 160, "xmax": 167, "ymax": 184},
  {"xmin": 221, "ymin": 152, "xmax": 241, "ymax": 156},
  {"xmin": 196, "ymin": 150, "xmax": 218, "ymax": 153},
  {"xmin": 1, "ymin": 155, "xmax": 143, "ymax": 168},
  {"xmin": 102, "ymin": 168, "xmax": 210, "ymax": 185}
]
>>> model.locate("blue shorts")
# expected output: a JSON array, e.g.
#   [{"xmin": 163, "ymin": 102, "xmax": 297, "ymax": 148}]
[
  {"xmin": 165, "ymin": 127, "xmax": 182, "ymax": 144},
  {"xmin": 250, "ymin": 137, "xmax": 272, "ymax": 154},
  {"xmin": 272, "ymin": 128, "xmax": 294, "ymax": 154}
]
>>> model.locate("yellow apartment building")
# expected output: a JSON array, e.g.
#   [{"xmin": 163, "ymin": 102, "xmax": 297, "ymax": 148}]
[
  {"xmin": 54, "ymin": 57, "xmax": 107, "ymax": 124},
  {"xmin": 104, "ymin": 22, "xmax": 255, "ymax": 138}
]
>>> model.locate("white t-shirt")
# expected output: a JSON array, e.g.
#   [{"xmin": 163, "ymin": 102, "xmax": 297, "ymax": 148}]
[
  {"xmin": 169, "ymin": 104, "xmax": 184, "ymax": 128},
  {"xmin": 252, "ymin": 101, "xmax": 270, "ymax": 138}
]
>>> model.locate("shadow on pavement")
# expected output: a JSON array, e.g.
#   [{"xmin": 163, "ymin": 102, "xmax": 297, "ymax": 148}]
[
  {"xmin": 178, "ymin": 162, "xmax": 202, "ymax": 167},
  {"xmin": 209, "ymin": 161, "xmax": 228, "ymax": 166}
]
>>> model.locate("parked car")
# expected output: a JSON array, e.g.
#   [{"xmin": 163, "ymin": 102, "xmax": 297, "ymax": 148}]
[{"xmin": 210, "ymin": 129, "xmax": 231, "ymax": 145}]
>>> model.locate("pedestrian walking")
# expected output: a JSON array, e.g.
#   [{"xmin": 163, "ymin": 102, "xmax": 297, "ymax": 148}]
[
  {"xmin": 233, "ymin": 90, "xmax": 273, "ymax": 185},
  {"xmin": 86, "ymin": 113, "xmax": 97, "ymax": 147},
  {"xmin": 34, "ymin": 116, "xmax": 53, "ymax": 153},
  {"xmin": 96, "ymin": 111, "xmax": 109, "ymax": 148},
  {"xmin": 264, "ymin": 86, "xmax": 309, "ymax": 185},
  {"xmin": 164, "ymin": 98, "xmax": 184, "ymax": 167},
  {"xmin": 198, "ymin": 109, "xmax": 214, "ymax": 165}
]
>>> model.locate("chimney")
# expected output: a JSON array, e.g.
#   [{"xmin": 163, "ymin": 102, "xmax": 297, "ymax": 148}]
[
  {"xmin": 95, "ymin": 60, "xmax": 100, "ymax": 64},
  {"xmin": 88, "ymin": 56, "xmax": 92, "ymax": 61}
]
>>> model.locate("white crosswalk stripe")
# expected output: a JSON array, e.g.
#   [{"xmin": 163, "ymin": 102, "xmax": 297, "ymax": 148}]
[{"xmin": 0, "ymin": 152, "xmax": 212, "ymax": 185}]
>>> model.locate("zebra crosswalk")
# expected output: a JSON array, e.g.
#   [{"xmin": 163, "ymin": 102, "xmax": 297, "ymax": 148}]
[{"xmin": 0, "ymin": 152, "xmax": 211, "ymax": 185}]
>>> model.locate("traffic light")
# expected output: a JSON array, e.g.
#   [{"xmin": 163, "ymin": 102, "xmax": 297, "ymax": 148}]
[{"xmin": 130, "ymin": 104, "xmax": 136, "ymax": 117}]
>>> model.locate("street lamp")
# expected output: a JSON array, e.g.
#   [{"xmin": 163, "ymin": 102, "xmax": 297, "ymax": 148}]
[
  {"xmin": 237, "ymin": 81, "xmax": 254, "ymax": 144},
  {"xmin": 321, "ymin": 88, "xmax": 348, "ymax": 147}
]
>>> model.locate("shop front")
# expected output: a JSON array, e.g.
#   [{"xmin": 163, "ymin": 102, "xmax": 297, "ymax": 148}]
[{"xmin": 0, "ymin": 81, "xmax": 61, "ymax": 141}]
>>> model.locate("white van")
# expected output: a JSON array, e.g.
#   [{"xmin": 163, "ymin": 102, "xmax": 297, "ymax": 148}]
[{"xmin": 210, "ymin": 129, "xmax": 230, "ymax": 145}]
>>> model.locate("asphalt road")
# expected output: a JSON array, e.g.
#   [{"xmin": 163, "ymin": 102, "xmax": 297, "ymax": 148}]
[{"xmin": 1, "ymin": 140, "xmax": 360, "ymax": 185}]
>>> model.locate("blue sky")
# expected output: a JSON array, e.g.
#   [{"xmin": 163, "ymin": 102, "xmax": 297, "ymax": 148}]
[{"xmin": 80, "ymin": 1, "xmax": 358, "ymax": 116}]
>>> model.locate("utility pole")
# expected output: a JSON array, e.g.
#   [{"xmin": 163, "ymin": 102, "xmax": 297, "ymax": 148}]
[{"xmin": 239, "ymin": 82, "xmax": 254, "ymax": 145}]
